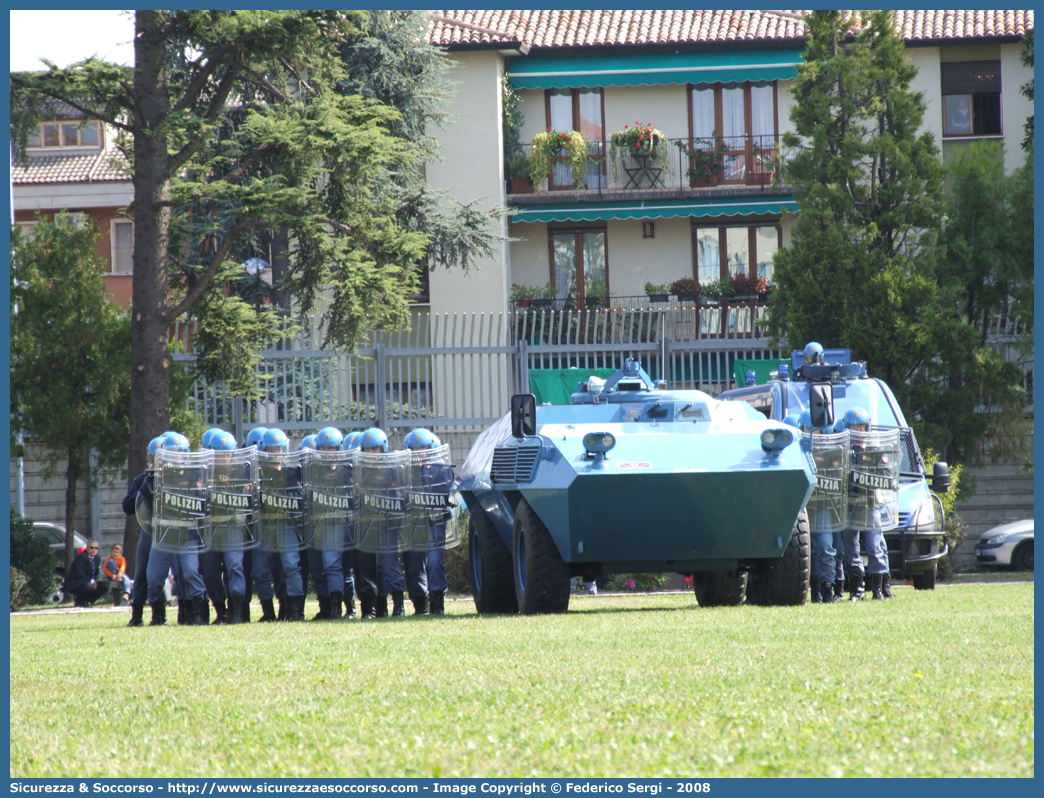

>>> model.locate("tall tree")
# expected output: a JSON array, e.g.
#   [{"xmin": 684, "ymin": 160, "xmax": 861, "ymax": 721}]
[
  {"xmin": 767, "ymin": 10, "xmax": 1021, "ymax": 460},
  {"xmin": 11, "ymin": 215, "xmax": 132, "ymax": 567},
  {"xmin": 11, "ymin": 11, "xmax": 498, "ymax": 557}
]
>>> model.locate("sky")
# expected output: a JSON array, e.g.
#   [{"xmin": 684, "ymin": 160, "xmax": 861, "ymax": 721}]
[{"xmin": 9, "ymin": 10, "xmax": 135, "ymax": 71}]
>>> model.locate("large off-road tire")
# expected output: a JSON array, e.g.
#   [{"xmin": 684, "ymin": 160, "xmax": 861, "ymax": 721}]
[
  {"xmin": 1012, "ymin": 542, "xmax": 1034, "ymax": 572},
  {"xmin": 746, "ymin": 510, "xmax": 810, "ymax": 606},
  {"xmin": 692, "ymin": 571, "xmax": 748, "ymax": 607},
  {"xmin": 469, "ymin": 506, "xmax": 518, "ymax": 614},
  {"xmin": 911, "ymin": 562, "xmax": 937, "ymax": 590},
  {"xmin": 512, "ymin": 498, "xmax": 571, "ymax": 615}
]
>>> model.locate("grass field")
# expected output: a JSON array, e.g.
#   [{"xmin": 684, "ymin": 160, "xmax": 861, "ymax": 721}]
[{"xmin": 10, "ymin": 583, "xmax": 1034, "ymax": 778}]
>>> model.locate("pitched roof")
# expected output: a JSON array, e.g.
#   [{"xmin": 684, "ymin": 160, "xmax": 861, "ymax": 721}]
[
  {"xmin": 12, "ymin": 149, "xmax": 130, "ymax": 185},
  {"xmin": 428, "ymin": 10, "xmax": 1033, "ymax": 50}
]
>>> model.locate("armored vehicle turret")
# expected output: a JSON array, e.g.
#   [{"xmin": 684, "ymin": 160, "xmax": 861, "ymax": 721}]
[{"xmin": 456, "ymin": 359, "xmax": 817, "ymax": 614}]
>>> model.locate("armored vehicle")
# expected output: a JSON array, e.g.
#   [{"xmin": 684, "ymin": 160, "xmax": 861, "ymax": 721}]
[
  {"xmin": 721, "ymin": 348, "xmax": 950, "ymax": 589},
  {"xmin": 456, "ymin": 359, "xmax": 818, "ymax": 614}
]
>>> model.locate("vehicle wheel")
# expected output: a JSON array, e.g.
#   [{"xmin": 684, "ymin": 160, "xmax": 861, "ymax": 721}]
[
  {"xmin": 469, "ymin": 507, "xmax": 518, "ymax": 614},
  {"xmin": 747, "ymin": 510, "xmax": 810, "ymax": 606},
  {"xmin": 912, "ymin": 563, "xmax": 937, "ymax": 590},
  {"xmin": 1012, "ymin": 542, "xmax": 1034, "ymax": 572},
  {"xmin": 692, "ymin": 571, "xmax": 747, "ymax": 607},
  {"xmin": 512, "ymin": 498, "xmax": 571, "ymax": 615}
]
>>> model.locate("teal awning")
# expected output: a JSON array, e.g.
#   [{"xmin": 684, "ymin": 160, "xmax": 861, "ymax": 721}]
[
  {"xmin": 510, "ymin": 196, "xmax": 798, "ymax": 224},
  {"xmin": 508, "ymin": 48, "xmax": 803, "ymax": 90}
]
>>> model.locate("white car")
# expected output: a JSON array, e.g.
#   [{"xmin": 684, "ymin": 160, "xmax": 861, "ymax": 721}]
[{"xmin": 975, "ymin": 519, "xmax": 1034, "ymax": 571}]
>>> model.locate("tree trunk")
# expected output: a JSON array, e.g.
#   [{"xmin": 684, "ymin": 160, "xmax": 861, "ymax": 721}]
[
  {"xmin": 64, "ymin": 449, "xmax": 79, "ymax": 571},
  {"xmin": 125, "ymin": 10, "xmax": 173, "ymax": 560}
]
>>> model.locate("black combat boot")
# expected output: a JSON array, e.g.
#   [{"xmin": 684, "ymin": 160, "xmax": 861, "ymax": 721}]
[
  {"xmin": 870, "ymin": 574, "xmax": 884, "ymax": 600},
  {"xmin": 311, "ymin": 595, "xmax": 330, "ymax": 621},
  {"xmin": 196, "ymin": 597, "xmax": 210, "ymax": 625},
  {"xmin": 881, "ymin": 572, "xmax": 893, "ymax": 599},
  {"xmin": 177, "ymin": 600, "xmax": 188, "ymax": 625},
  {"xmin": 148, "ymin": 601, "xmax": 167, "ymax": 626},
  {"xmin": 212, "ymin": 599, "xmax": 228, "ymax": 625},
  {"xmin": 820, "ymin": 581, "xmax": 838, "ymax": 604},
  {"xmin": 392, "ymin": 591, "xmax": 406, "ymax": 618},
  {"xmin": 127, "ymin": 601, "xmax": 145, "ymax": 628},
  {"xmin": 810, "ymin": 579, "xmax": 822, "ymax": 603},
  {"xmin": 259, "ymin": 598, "xmax": 277, "ymax": 622},
  {"xmin": 288, "ymin": 595, "xmax": 305, "ymax": 621},
  {"xmin": 277, "ymin": 597, "xmax": 288, "ymax": 621},
  {"xmin": 849, "ymin": 576, "xmax": 867, "ymax": 601},
  {"xmin": 329, "ymin": 592, "xmax": 343, "ymax": 620},
  {"xmin": 375, "ymin": 595, "xmax": 388, "ymax": 618},
  {"xmin": 430, "ymin": 590, "xmax": 446, "ymax": 616},
  {"xmin": 833, "ymin": 580, "xmax": 845, "ymax": 601},
  {"xmin": 411, "ymin": 593, "xmax": 430, "ymax": 616},
  {"xmin": 360, "ymin": 597, "xmax": 376, "ymax": 619},
  {"xmin": 229, "ymin": 596, "xmax": 245, "ymax": 625},
  {"xmin": 181, "ymin": 598, "xmax": 196, "ymax": 625},
  {"xmin": 242, "ymin": 600, "xmax": 251, "ymax": 623}
]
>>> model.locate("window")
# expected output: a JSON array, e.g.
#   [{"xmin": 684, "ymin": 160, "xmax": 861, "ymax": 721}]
[
  {"xmin": 691, "ymin": 223, "xmax": 781, "ymax": 284},
  {"xmin": 28, "ymin": 120, "xmax": 102, "ymax": 149},
  {"xmin": 111, "ymin": 220, "xmax": 134, "ymax": 274},
  {"xmin": 941, "ymin": 61, "xmax": 1001, "ymax": 136},
  {"xmin": 689, "ymin": 81, "xmax": 778, "ymax": 185},
  {"xmin": 548, "ymin": 228, "xmax": 608, "ymax": 304},
  {"xmin": 545, "ymin": 88, "xmax": 606, "ymax": 190}
]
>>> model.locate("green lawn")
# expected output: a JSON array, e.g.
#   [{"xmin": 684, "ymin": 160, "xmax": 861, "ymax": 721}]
[{"xmin": 10, "ymin": 583, "xmax": 1034, "ymax": 778}]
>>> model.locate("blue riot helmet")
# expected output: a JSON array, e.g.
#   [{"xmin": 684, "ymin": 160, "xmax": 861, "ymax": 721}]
[
  {"xmin": 798, "ymin": 410, "xmax": 813, "ymax": 433},
  {"xmin": 211, "ymin": 431, "xmax": 237, "ymax": 451},
  {"xmin": 803, "ymin": 341, "xmax": 824, "ymax": 365},
  {"xmin": 343, "ymin": 431, "xmax": 363, "ymax": 451},
  {"xmin": 782, "ymin": 414, "xmax": 801, "ymax": 429},
  {"xmin": 404, "ymin": 428, "xmax": 440, "ymax": 450},
  {"xmin": 299, "ymin": 434, "xmax": 317, "ymax": 451},
  {"xmin": 831, "ymin": 419, "xmax": 847, "ymax": 434},
  {"xmin": 315, "ymin": 427, "xmax": 344, "ymax": 451},
  {"xmin": 163, "ymin": 432, "xmax": 190, "ymax": 452},
  {"xmin": 146, "ymin": 436, "xmax": 165, "ymax": 469},
  {"xmin": 201, "ymin": 428, "xmax": 224, "ymax": 450},
  {"xmin": 843, "ymin": 406, "xmax": 871, "ymax": 432},
  {"xmin": 261, "ymin": 428, "xmax": 290, "ymax": 453},
  {"xmin": 359, "ymin": 427, "xmax": 389, "ymax": 453},
  {"xmin": 244, "ymin": 427, "xmax": 268, "ymax": 449}
]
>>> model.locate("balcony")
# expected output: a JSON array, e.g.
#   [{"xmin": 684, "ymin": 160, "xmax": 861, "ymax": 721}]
[{"xmin": 507, "ymin": 135, "xmax": 786, "ymax": 200}]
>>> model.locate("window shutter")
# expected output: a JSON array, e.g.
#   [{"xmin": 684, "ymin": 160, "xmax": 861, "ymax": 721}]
[{"xmin": 941, "ymin": 61, "xmax": 1001, "ymax": 94}]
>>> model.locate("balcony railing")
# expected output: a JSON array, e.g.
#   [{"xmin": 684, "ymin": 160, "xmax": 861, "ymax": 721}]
[{"xmin": 507, "ymin": 135, "xmax": 786, "ymax": 195}]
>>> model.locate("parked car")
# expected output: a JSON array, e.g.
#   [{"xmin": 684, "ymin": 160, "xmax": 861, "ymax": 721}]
[
  {"xmin": 975, "ymin": 519, "xmax": 1034, "ymax": 571},
  {"xmin": 32, "ymin": 522, "xmax": 89, "ymax": 604}
]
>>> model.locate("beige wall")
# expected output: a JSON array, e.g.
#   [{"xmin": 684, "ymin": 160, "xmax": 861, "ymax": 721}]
[
  {"xmin": 604, "ymin": 85, "xmax": 690, "ymax": 139},
  {"xmin": 1000, "ymin": 42, "xmax": 1033, "ymax": 174},
  {"xmin": 427, "ymin": 51, "xmax": 511, "ymax": 317},
  {"xmin": 907, "ymin": 46, "xmax": 944, "ymax": 146},
  {"xmin": 604, "ymin": 217, "xmax": 694, "ymax": 296}
]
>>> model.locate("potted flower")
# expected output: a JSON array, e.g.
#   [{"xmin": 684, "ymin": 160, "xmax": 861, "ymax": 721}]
[
  {"xmin": 585, "ymin": 278, "xmax": 609, "ymax": 308},
  {"xmin": 670, "ymin": 277, "xmax": 700, "ymax": 302},
  {"xmin": 609, "ymin": 121, "xmax": 670, "ymax": 182},
  {"xmin": 644, "ymin": 282, "xmax": 671, "ymax": 303},
  {"xmin": 529, "ymin": 128, "xmax": 591, "ymax": 192},
  {"xmin": 729, "ymin": 273, "xmax": 769, "ymax": 300},
  {"xmin": 676, "ymin": 134, "xmax": 728, "ymax": 185},
  {"xmin": 505, "ymin": 151, "xmax": 532, "ymax": 194},
  {"xmin": 698, "ymin": 277, "xmax": 734, "ymax": 301},
  {"xmin": 511, "ymin": 282, "xmax": 557, "ymax": 307}
]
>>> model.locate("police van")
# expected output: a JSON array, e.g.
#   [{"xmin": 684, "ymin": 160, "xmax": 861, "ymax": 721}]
[{"xmin": 721, "ymin": 347, "xmax": 950, "ymax": 589}]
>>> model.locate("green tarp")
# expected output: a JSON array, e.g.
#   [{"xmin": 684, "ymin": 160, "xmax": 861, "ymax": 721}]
[
  {"xmin": 733, "ymin": 358, "xmax": 789, "ymax": 388},
  {"xmin": 529, "ymin": 368, "xmax": 618, "ymax": 406},
  {"xmin": 510, "ymin": 197, "xmax": 798, "ymax": 224},
  {"xmin": 508, "ymin": 48, "xmax": 804, "ymax": 90}
]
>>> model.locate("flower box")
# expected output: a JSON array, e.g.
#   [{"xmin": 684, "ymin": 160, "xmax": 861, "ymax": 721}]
[
  {"xmin": 509, "ymin": 175, "xmax": 533, "ymax": 194},
  {"xmin": 647, "ymin": 293, "xmax": 669, "ymax": 303},
  {"xmin": 533, "ymin": 298, "xmax": 554, "ymax": 308},
  {"xmin": 676, "ymin": 293, "xmax": 698, "ymax": 302},
  {"xmin": 585, "ymin": 297, "xmax": 605, "ymax": 308}
]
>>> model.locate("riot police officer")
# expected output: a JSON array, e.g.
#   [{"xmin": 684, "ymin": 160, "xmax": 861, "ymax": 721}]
[
  {"xmin": 338, "ymin": 431, "xmax": 365, "ymax": 618},
  {"xmin": 793, "ymin": 341, "xmax": 824, "ymax": 379},
  {"xmin": 842, "ymin": 407, "xmax": 891, "ymax": 600},
  {"xmin": 206, "ymin": 431, "xmax": 253, "ymax": 624},
  {"xmin": 145, "ymin": 432, "xmax": 208, "ymax": 626},
  {"xmin": 798, "ymin": 411, "xmax": 839, "ymax": 604},
  {"xmin": 257, "ymin": 428, "xmax": 307, "ymax": 621},
  {"xmin": 241, "ymin": 428, "xmax": 277, "ymax": 621},
  {"xmin": 404, "ymin": 428, "xmax": 453, "ymax": 615},
  {"xmin": 122, "ymin": 435, "xmax": 165, "ymax": 627},
  {"xmin": 306, "ymin": 427, "xmax": 350, "ymax": 620}
]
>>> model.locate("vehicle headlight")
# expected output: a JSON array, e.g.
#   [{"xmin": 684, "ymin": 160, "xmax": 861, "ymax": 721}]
[
  {"xmin": 984, "ymin": 533, "xmax": 1009, "ymax": 547},
  {"xmin": 582, "ymin": 431, "xmax": 616, "ymax": 460},
  {"xmin": 913, "ymin": 496, "xmax": 937, "ymax": 532},
  {"xmin": 761, "ymin": 428, "xmax": 794, "ymax": 456}
]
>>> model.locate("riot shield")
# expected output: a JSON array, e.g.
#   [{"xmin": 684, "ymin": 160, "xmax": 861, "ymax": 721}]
[
  {"xmin": 404, "ymin": 444, "xmax": 460, "ymax": 552},
  {"xmin": 304, "ymin": 449, "xmax": 355, "ymax": 552},
  {"xmin": 134, "ymin": 476, "xmax": 154, "ymax": 536},
  {"xmin": 257, "ymin": 450, "xmax": 308, "ymax": 553},
  {"xmin": 848, "ymin": 428, "xmax": 900, "ymax": 532},
  {"xmin": 806, "ymin": 431, "xmax": 850, "ymax": 534},
  {"xmin": 207, "ymin": 448, "xmax": 259, "ymax": 552},
  {"xmin": 355, "ymin": 450, "xmax": 411, "ymax": 553},
  {"xmin": 152, "ymin": 450, "xmax": 211, "ymax": 554}
]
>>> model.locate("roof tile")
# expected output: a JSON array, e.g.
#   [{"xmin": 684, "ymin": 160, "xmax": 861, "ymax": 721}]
[{"xmin": 12, "ymin": 149, "xmax": 130, "ymax": 185}]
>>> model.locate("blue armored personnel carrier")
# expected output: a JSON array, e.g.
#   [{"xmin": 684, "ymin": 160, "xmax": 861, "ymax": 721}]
[
  {"xmin": 456, "ymin": 359, "xmax": 818, "ymax": 614},
  {"xmin": 720, "ymin": 347, "xmax": 950, "ymax": 589}
]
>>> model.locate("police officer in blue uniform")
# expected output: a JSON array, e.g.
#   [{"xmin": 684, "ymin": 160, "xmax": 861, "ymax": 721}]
[
  {"xmin": 242, "ymin": 428, "xmax": 278, "ymax": 622},
  {"xmin": 259, "ymin": 428, "xmax": 307, "ymax": 621},
  {"xmin": 798, "ymin": 411, "xmax": 839, "ymax": 604},
  {"xmin": 841, "ymin": 407, "xmax": 891, "ymax": 600},
  {"xmin": 794, "ymin": 341, "xmax": 824, "ymax": 379},
  {"xmin": 307, "ymin": 427, "xmax": 350, "ymax": 620},
  {"xmin": 404, "ymin": 428, "xmax": 452, "ymax": 615},
  {"xmin": 121, "ymin": 435, "xmax": 165, "ymax": 627},
  {"xmin": 199, "ymin": 429, "xmax": 233, "ymax": 623},
  {"xmin": 206, "ymin": 431, "xmax": 252, "ymax": 623},
  {"xmin": 339, "ymin": 431, "xmax": 364, "ymax": 618}
]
